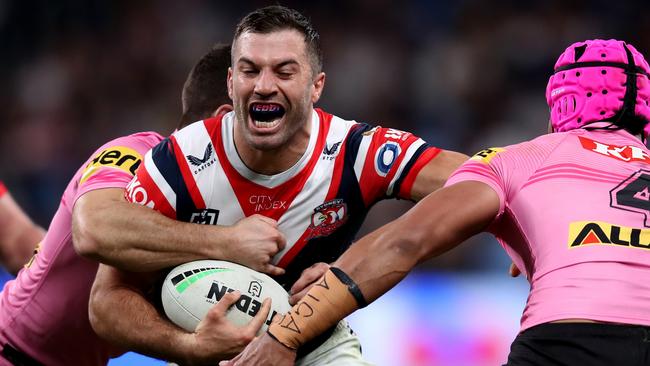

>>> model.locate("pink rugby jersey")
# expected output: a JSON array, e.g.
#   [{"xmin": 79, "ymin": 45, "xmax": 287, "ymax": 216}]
[
  {"xmin": 0, "ymin": 182, "xmax": 6, "ymax": 197},
  {"xmin": 127, "ymin": 109, "xmax": 439, "ymax": 288},
  {"xmin": 447, "ymin": 127, "xmax": 650, "ymax": 331},
  {"xmin": 0, "ymin": 132, "xmax": 163, "ymax": 366}
]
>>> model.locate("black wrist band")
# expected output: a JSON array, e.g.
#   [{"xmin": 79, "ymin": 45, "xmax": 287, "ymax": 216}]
[{"xmin": 329, "ymin": 267, "xmax": 368, "ymax": 308}]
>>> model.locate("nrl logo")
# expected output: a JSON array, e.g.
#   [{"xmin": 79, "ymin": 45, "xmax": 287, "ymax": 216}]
[
  {"xmin": 189, "ymin": 208, "xmax": 220, "ymax": 225},
  {"xmin": 248, "ymin": 281, "xmax": 262, "ymax": 298},
  {"xmin": 187, "ymin": 143, "xmax": 217, "ymax": 174}
]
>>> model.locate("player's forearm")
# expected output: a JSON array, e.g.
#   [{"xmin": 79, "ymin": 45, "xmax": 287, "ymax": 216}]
[
  {"xmin": 0, "ymin": 194, "xmax": 45, "ymax": 274},
  {"xmin": 4, "ymin": 224, "xmax": 44, "ymax": 274},
  {"xmin": 73, "ymin": 190, "xmax": 233, "ymax": 272},
  {"xmin": 269, "ymin": 182, "xmax": 499, "ymax": 349},
  {"xmin": 89, "ymin": 270, "xmax": 196, "ymax": 363}
]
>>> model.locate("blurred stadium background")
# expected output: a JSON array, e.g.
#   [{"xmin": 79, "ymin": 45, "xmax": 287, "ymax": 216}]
[{"xmin": 0, "ymin": 0, "xmax": 647, "ymax": 364}]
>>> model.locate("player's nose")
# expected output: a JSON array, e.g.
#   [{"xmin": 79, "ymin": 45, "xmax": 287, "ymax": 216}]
[{"xmin": 253, "ymin": 69, "xmax": 278, "ymax": 96}]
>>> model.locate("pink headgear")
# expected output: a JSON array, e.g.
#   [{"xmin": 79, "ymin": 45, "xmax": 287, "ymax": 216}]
[{"xmin": 546, "ymin": 39, "xmax": 650, "ymax": 136}]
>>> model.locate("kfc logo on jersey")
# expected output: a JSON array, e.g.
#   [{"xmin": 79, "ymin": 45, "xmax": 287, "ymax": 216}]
[
  {"xmin": 189, "ymin": 209, "xmax": 220, "ymax": 225},
  {"xmin": 187, "ymin": 143, "xmax": 217, "ymax": 174},
  {"xmin": 579, "ymin": 136, "xmax": 650, "ymax": 163},
  {"xmin": 308, "ymin": 199, "xmax": 348, "ymax": 238},
  {"xmin": 375, "ymin": 142, "xmax": 401, "ymax": 177},
  {"xmin": 125, "ymin": 177, "xmax": 155, "ymax": 208}
]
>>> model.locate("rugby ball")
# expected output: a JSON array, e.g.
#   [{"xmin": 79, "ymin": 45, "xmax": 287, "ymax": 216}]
[{"xmin": 161, "ymin": 260, "xmax": 291, "ymax": 334}]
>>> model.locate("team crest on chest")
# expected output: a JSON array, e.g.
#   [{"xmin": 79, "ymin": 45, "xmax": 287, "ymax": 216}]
[{"xmin": 307, "ymin": 199, "xmax": 348, "ymax": 239}]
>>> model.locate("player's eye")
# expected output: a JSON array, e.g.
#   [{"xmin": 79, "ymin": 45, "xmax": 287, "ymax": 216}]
[{"xmin": 241, "ymin": 68, "xmax": 258, "ymax": 76}]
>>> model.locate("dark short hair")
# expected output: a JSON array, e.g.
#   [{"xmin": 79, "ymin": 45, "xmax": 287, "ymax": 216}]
[
  {"xmin": 233, "ymin": 5, "xmax": 322, "ymax": 75},
  {"xmin": 180, "ymin": 43, "xmax": 231, "ymax": 128}
]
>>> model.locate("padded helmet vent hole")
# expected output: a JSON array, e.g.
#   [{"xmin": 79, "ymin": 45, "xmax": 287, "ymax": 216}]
[{"xmin": 574, "ymin": 44, "xmax": 587, "ymax": 61}]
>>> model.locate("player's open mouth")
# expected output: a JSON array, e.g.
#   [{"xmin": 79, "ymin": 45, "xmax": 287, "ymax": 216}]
[{"xmin": 249, "ymin": 103, "xmax": 285, "ymax": 128}]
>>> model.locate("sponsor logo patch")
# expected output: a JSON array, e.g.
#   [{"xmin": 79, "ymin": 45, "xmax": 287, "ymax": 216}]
[
  {"xmin": 206, "ymin": 281, "xmax": 277, "ymax": 323},
  {"xmin": 470, "ymin": 147, "xmax": 504, "ymax": 164},
  {"xmin": 187, "ymin": 143, "xmax": 217, "ymax": 174},
  {"xmin": 308, "ymin": 199, "xmax": 348, "ymax": 238},
  {"xmin": 322, "ymin": 140, "xmax": 342, "ymax": 160},
  {"xmin": 125, "ymin": 177, "xmax": 155, "ymax": 208},
  {"xmin": 375, "ymin": 142, "xmax": 401, "ymax": 177},
  {"xmin": 189, "ymin": 208, "xmax": 220, "ymax": 225},
  {"xmin": 80, "ymin": 146, "xmax": 142, "ymax": 184},
  {"xmin": 568, "ymin": 221, "xmax": 650, "ymax": 250},
  {"xmin": 248, "ymin": 195, "xmax": 287, "ymax": 212},
  {"xmin": 579, "ymin": 136, "xmax": 650, "ymax": 163}
]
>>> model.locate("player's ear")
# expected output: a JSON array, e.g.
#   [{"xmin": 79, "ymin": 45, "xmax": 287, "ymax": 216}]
[
  {"xmin": 227, "ymin": 67, "xmax": 234, "ymax": 100},
  {"xmin": 311, "ymin": 72, "xmax": 325, "ymax": 104},
  {"xmin": 213, "ymin": 104, "xmax": 233, "ymax": 118}
]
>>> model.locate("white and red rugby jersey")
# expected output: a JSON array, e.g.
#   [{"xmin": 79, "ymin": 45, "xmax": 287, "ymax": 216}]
[{"xmin": 127, "ymin": 109, "xmax": 439, "ymax": 286}]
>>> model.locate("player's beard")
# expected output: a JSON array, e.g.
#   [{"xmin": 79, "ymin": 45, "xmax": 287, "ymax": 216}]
[{"xmin": 234, "ymin": 96, "xmax": 312, "ymax": 152}]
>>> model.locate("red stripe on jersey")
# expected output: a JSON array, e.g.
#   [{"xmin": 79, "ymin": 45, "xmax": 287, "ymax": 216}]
[
  {"xmin": 0, "ymin": 181, "xmax": 6, "ymax": 197},
  {"xmin": 203, "ymin": 116, "xmax": 221, "ymax": 139},
  {"xmin": 397, "ymin": 147, "xmax": 441, "ymax": 199},
  {"xmin": 170, "ymin": 135, "xmax": 206, "ymax": 209},
  {"xmin": 277, "ymin": 227, "xmax": 313, "ymax": 268},
  {"xmin": 276, "ymin": 116, "xmax": 351, "ymax": 268},
  {"xmin": 129, "ymin": 167, "xmax": 176, "ymax": 218},
  {"xmin": 210, "ymin": 110, "xmax": 333, "ymax": 221}
]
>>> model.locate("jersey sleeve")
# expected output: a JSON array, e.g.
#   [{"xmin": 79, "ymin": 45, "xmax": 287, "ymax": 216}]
[
  {"xmin": 445, "ymin": 147, "xmax": 508, "ymax": 217},
  {"xmin": 0, "ymin": 181, "xmax": 6, "ymax": 198},
  {"xmin": 73, "ymin": 139, "xmax": 155, "ymax": 204},
  {"xmin": 347, "ymin": 124, "xmax": 440, "ymax": 205},
  {"xmin": 125, "ymin": 137, "xmax": 180, "ymax": 219}
]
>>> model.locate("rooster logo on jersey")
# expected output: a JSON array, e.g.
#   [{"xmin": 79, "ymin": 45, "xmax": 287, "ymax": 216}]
[{"xmin": 307, "ymin": 199, "xmax": 348, "ymax": 239}]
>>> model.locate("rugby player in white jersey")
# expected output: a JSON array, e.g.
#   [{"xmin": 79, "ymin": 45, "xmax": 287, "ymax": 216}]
[{"xmin": 89, "ymin": 5, "xmax": 467, "ymax": 365}]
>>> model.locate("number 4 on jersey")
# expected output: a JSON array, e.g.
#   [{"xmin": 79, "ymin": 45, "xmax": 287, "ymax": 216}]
[{"xmin": 611, "ymin": 170, "xmax": 650, "ymax": 227}]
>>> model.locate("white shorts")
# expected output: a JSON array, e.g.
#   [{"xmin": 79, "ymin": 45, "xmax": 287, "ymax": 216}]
[{"xmin": 296, "ymin": 320, "xmax": 373, "ymax": 366}]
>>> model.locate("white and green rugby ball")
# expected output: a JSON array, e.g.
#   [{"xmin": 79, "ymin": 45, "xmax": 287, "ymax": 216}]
[{"xmin": 161, "ymin": 260, "xmax": 291, "ymax": 334}]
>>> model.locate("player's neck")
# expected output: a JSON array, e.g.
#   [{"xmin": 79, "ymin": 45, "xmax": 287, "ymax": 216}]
[{"xmin": 234, "ymin": 125, "xmax": 311, "ymax": 175}]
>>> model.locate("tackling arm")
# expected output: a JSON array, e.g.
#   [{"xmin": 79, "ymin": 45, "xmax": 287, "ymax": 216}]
[
  {"xmin": 72, "ymin": 188, "xmax": 232, "ymax": 272},
  {"xmin": 89, "ymin": 264, "xmax": 271, "ymax": 364},
  {"xmin": 0, "ymin": 191, "xmax": 45, "ymax": 274},
  {"xmin": 222, "ymin": 181, "xmax": 500, "ymax": 365},
  {"xmin": 409, "ymin": 150, "xmax": 468, "ymax": 201},
  {"xmin": 72, "ymin": 188, "xmax": 286, "ymax": 274}
]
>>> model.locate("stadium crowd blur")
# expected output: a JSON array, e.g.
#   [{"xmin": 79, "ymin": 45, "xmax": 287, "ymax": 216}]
[{"xmin": 1, "ymin": 0, "xmax": 648, "ymax": 272}]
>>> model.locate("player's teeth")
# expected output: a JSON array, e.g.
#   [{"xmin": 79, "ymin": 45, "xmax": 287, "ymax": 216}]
[{"xmin": 254, "ymin": 120, "xmax": 280, "ymax": 128}]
